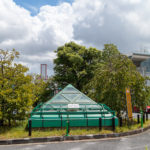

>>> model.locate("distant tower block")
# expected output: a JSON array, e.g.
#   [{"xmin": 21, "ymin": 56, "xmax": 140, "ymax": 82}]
[{"xmin": 40, "ymin": 64, "xmax": 47, "ymax": 80}]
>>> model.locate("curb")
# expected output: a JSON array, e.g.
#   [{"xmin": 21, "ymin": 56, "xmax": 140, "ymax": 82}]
[{"xmin": 0, "ymin": 126, "xmax": 150, "ymax": 145}]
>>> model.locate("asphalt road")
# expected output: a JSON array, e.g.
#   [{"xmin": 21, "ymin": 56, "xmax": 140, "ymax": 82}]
[{"xmin": 0, "ymin": 129, "xmax": 150, "ymax": 150}]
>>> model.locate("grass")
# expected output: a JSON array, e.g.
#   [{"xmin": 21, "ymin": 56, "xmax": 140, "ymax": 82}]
[
  {"xmin": 0, "ymin": 119, "xmax": 150, "ymax": 140},
  {"xmin": 145, "ymin": 146, "xmax": 148, "ymax": 150}
]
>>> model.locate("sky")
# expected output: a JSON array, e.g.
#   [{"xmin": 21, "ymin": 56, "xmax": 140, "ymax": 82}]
[
  {"xmin": 13, "ymin": 0, "xmax": 74, "ymax": 15},
  {"xmin": 1, "ymin": 0, "xmax": 150, "ymax": 76}
]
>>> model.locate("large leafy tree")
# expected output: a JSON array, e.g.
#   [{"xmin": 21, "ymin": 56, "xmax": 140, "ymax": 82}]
[
  {"xmin": 86, "ymin": 44, "xmax": 150, "ymax": 116},
  {"xmin": 32, "ymin": 75, "xmax": 56, "ymax": 106},
  {"xmin": 53, "ymin": 42, "xmax": 102, "ymax": 91},
  {"xmin": 0, "ymin": 49, "xmax": 35, "ymax": 126}
]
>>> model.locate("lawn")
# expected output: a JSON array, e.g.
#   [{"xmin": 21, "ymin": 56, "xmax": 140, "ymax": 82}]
[{"xmin": 0, "ymin": 119, "xmax": 150, "ymax": 140}]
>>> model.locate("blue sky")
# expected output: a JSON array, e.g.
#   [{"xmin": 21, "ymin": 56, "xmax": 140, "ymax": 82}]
[{"xmin": 14, "ymin": 0, "xmax": 73, "ymax": 15}]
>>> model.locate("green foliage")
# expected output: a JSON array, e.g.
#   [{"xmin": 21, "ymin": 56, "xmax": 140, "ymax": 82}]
[
  {"xmin": 31, "ymin": 75, "xmax": 56, "ymax": 106},
  {"xmin": 0, "ymin": 49, "xmax": 35, "ymax": 125},
  {"xmin": 53, "ymin": 42, "xmax": 102, "ymax": 90},
  {"xmin": 53, "ymin": 42, "xmax": 150, "ymax": 115},
  {"xmin": 86, "ymin": 44, "xmax": 150, "ymax": 115}
]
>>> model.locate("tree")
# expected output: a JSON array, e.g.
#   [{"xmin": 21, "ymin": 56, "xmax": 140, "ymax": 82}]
[
  {"xmin": 53, "ymin": 42, "xmax": 102, "ymax": 91},
  {"xmin": 86, "ymin": 44, "xmax": 150, "ymax": 116},
  {"xmin": 31, "ymin": 75, "xmax": 56, "ymax": 106},
  {"xmin": 39, "ymin": 77, "xmax": 58, "ymax": 103},
  {"xmin": 0, "ymin": 49, "xmax": 35, "ymax": 126}
]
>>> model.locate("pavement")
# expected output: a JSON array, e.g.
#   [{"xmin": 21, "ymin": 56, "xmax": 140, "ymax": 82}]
[{"xmin": 0, "ymin": 130, "xmax": 150, "ymax": 150}]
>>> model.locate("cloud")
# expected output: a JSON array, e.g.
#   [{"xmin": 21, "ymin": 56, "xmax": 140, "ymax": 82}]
[
  {"xmin": 0, "ymin": 0, "xmax": 74, "ymax": 75},
  {"xmin": 0, "ymin": 0, "xmax": 150, "ymax": 75},
  {"xmin": 72, "ymin": 0, "xmax": 150, "ymax": 53}
]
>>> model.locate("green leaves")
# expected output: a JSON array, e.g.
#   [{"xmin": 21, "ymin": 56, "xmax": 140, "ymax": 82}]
[
  {"xmin": 86, "ymin": 44, "xmax": 149, "ymax": 116},
  {"xmin": 31, "ymin": 75, "xmax": 56, "ymax": 106},
  {"xmin": 54, "ymin": 42, "xmax": 150, "ymax": 116},
  {"xmin": 0, "ymin": 49, "xmax": 35, "ymax": 125},
  {"xmin": 53, "ymin": 42, "xmax": 101, "ymax": 90}
]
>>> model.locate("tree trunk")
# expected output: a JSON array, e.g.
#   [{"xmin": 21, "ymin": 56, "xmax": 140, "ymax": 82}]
[
  {"xmin": 0, "ymin": 119, "xmax": 4, "ymax": 126},
  {"xmin": 1, "ymin": 64, "xmax": 4, "ymax": 126},
  {"xmin": 8, "ymin": 119, "xmax": 11, "ymax": 127},
  {"xmin": 76, "ymin": 81, "xmax": 81, "ymax": 91}
]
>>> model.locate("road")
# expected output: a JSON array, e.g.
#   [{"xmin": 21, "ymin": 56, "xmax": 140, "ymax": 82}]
[{"xmin": 0, "ymin": 130, "xmax": 150, "ymax": 150}]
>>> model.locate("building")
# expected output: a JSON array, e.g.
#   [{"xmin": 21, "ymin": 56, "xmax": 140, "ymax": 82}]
[
  {"xmin": 129, "ymin": 52, "xmax": 150, "ymax": 68},
  {"xmin": 129, "ymin": 52, "xmax": 150, "ymax": 85}
]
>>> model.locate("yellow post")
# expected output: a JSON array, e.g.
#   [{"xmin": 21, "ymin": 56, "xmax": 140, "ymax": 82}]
[{"xmin": 126, "ymin": 88, "xmax": 133, "ymax": 120}]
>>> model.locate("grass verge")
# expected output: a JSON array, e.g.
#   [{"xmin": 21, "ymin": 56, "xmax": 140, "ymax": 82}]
[{"xmin": 0, "ymin": 120, "xmax": 150, "ymax": 140}]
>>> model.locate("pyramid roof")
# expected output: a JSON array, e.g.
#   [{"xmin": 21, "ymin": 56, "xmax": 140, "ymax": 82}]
[{"xmin": 45, "ymin": 84, "xmax": 97, "ymax": 105}]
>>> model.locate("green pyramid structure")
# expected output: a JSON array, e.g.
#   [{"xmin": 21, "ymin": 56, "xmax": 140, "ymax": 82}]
[{"xmin": 30, "ymin": 84, "xmax": 118, "ymax": 128}]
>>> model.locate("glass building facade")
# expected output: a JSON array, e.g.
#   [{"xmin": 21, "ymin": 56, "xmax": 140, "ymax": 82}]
[{"xmin": 140, "ymin": 58, "xmax": 150, "ymax": 86}]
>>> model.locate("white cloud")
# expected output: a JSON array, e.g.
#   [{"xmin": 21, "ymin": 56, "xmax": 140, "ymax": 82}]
[
  {"xmin": 1, "ymin": 0, "xmax": 150, "ymax": 75},
  {"xmin": 72, "ymin": 0, "xmax": 150, "ymax": 53},
  {"xmin": 122, "ymin": 0, "xmax": 142, "ymax": 4},
  {"xmin": 0, "ymin": 0, "xmax": 74, "ymax": 75}
]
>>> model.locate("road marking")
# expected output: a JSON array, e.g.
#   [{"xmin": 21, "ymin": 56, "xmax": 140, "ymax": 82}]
[
  {"xmin": 127, "ymin": 145, "xmax": 147, "ymax": 150},
  {"xmin": 21, "ymin": 148, "xmax": 32, "ymax": 150},
  {"xmin": 70, "ymin": 147, "xmax": 81, "ymax": 150},
  {"xmin": 120, "ymin": 137, "xmax": 128, "ymax": 142},
  {"xmin": 85, "ymin": 142, "xmax": 96, "ymax": 145}
]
